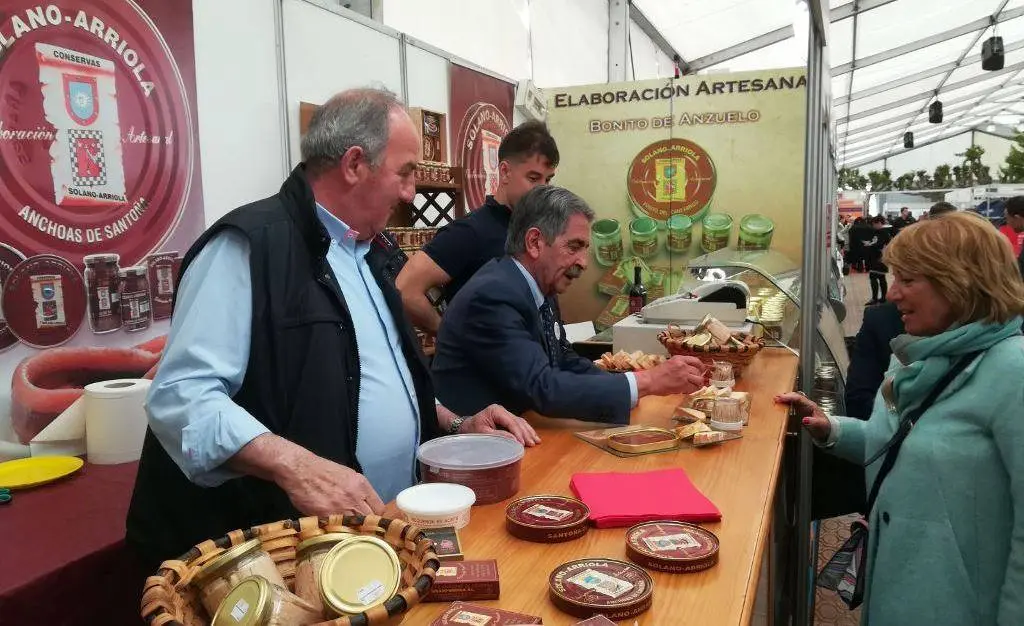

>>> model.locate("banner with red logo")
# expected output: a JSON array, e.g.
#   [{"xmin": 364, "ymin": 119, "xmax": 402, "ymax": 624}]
[
  {"xmin": 448, "ymin": 64, "xmax": 514, "ymax": 213},
  {"xmin": 545, "ymin": 70, "xmax": 807, "ymax": 324},
  {"xmin": 0, "ymin": 1, "xmax": 202, "ymax": 442}
]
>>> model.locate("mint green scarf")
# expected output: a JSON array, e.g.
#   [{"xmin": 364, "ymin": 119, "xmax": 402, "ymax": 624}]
[{"xmin": 887, "ymin": 317, "xmax": 1022, "ymax": 416}]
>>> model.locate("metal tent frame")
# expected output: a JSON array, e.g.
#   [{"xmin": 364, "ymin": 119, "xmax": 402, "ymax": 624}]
[{"xmin": 629, "ymin": 0, "xmax": 1024, "ymax": 170}]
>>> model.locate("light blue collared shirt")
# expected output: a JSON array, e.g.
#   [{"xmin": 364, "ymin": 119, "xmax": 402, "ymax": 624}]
[
  {"xmin": 147, "ymin": 206, "xmax": 420, "ymax": 502},
  {"xmin": 511, "ymin": 259, "xmax": 638, "ymax": 407}
]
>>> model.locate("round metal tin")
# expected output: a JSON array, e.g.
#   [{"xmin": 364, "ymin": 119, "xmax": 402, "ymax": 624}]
[
  {"xmin": 606, "ymin": 427, "xmax": 679, "ymax": 454},
  {"xmin": 319, "ymin": 535, "xmax": 401, "ymax": 616},
  {"xmin": 625, "ymin": 521, "xmax": 720, "ymax": 573},
  {"xmin": 0, "ymin": 243, "xmax": 27, "ymax": 352},
  {"xmin": 548, "ymin": 558, "xmax": 653, "ymax": 621},
  {"xmin": 1, "ymin": 254, "xmax": 85, "ymax": 348},
  {"xmin": 505, "ymin": 495, "xmax": 591, "ymax": 543}
]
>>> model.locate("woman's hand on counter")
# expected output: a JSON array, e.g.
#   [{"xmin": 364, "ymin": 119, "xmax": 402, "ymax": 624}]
[{"xmin": 774, "ymin": 392, "xmax": 831, "ymax": 443}]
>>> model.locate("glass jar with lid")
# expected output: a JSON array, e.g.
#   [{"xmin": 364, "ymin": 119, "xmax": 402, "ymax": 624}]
[
  {"xmin": 701, "ymin": 213, "xmax": 733, "ymax": 253},
  {"xmin": 320, "ymin": 536, "xmax": 402, "ymax": 618},
  {"xmin": 83, "ymin": 253, "xmax": 121, "ymax": 334},
  {"xmin": 294, "ymin": 532, "xmax": 356, "ymax": 613},
  {"xmin": 666, "ymin": 214, "xmax": 693, "ymax": 253},
  {"xmin": 192, "ymin": 538, "xmax": 288, "ymax": 616},
  {"xmin": 737, "ymin": 214, "xmax": 775, "ymax": 251},
  {"xmin": 629, "ymin": 217, "xmax": 659, "ymax": 259},
  {"xmin": 118, "ymin": 265, "xmax": 151, "ymax": 332},
  {"xmin": 591, "ymin": 218, "xmax": 624, "ymax": 266},
  {"xmin": 211, "ymin": 576, "xmax": 322, "ymax": 626}
]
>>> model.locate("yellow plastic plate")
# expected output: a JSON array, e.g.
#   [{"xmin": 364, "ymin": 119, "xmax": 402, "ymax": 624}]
[{"xmin": 0, "ymin": 456, "xmax": 84, "ymax": 490}]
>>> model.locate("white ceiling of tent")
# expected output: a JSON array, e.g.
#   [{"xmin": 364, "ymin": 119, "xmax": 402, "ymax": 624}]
[{"xmin": 632, "ymin": 0, "xmax": 1024, "ymax": 170}]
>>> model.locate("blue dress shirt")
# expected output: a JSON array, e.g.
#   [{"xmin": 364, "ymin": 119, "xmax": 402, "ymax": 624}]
[
  {"xmin": 147, "ymin": 206, "xmax": 420, "ymax": 502},
  {"xmin": 511, "ymin": 259, "xmax": 638, "ymax": 406}
]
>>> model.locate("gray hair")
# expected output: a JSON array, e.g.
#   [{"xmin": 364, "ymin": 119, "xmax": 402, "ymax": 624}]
[
  {"xmin": 506, "ymin": 186, "xmax": 595, "ymax": 256},
  {"xmin": 300, "ymin": 87, "xmax": 405, "ymax": 177}
]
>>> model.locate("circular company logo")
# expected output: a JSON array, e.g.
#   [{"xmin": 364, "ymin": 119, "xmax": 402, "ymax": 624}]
[
  {"xmin": 456, "ymin": 102, "xmax": 511, "ymax": 210},
  {"xmin": 0, "ymin": 1, "xmax": 197, "ymax": 267},
  {"xmin": 0, "ymin": 242, "xmax": 28, "ymax": 351},
  {"xmin": 626, "ymin": 138, "xmax": 717, "ymax": 224},
  {"xmin": 1, "ymin": 254, "xmax": 86, "ymax": 348}
]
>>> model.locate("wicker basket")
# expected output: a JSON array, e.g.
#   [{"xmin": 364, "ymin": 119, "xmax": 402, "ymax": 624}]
[
  {"xmin": 141, "ymin": 515, "xmax": 439, "ymax": 626},
  {"xmin": 657, "ymin": 325, "xmax": 765, "ymax": 377}
]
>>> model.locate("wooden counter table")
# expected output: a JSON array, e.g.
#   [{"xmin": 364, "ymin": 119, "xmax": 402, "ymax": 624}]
[{"xmin": 404, "ymin": 348, "xmax": 799, "ymax": 625}]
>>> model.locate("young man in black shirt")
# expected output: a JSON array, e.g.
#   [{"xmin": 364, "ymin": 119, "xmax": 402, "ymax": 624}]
[
  {"xmin": 396, "ymin": 120, "xmax": 559, "ymax": 333},
  {"xmin": 863, "ymin": 215, "xmax": 893, "ymax": 305}
]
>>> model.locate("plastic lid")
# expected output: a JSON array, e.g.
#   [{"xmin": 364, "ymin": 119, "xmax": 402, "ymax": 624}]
[
  {"xmin": 416, "ymin": 434, "xmax": 525, "ymax": 470},
  {"xmin": 740, "ymin": 213, "xmax": 774, "ymax": 234},
  {"xmin": 118, "ymin": 265, "xmax": 148, "ymax": 276},
  {"xmin": 629, "ymin": 217, "xmax": 658, "ymax": 235},
  {"xmin": 667, "ymin": 214, "xmax": 692, "ymax": 230},
  {"xmin": 82, "ymin": 253, "xmax": 120, "ymax": 263},
  {"xmin": 397, "ymin": 482, "xmax": 476, "ymax": 516},
  {"xmin": 702, "ymin": 213, "xmax": 733, "ymax": 229},
  {"xmin": 592, "ymin": 218, "xmax": 621, "ymax": 235}
]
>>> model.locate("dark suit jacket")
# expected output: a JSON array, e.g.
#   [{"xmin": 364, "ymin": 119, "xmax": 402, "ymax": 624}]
[
  {"xmin": 432, "ymin": 257, "xmax": 631, "ymax": 423},
  {"xmin": 845, "ymin": 302, "xmax": 904, "ymax": 419}
]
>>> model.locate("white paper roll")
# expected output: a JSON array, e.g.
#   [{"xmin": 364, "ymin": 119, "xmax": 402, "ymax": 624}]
[{"xmin": 84, "ymin": 378, "xmax": 152, "ymax": 465}]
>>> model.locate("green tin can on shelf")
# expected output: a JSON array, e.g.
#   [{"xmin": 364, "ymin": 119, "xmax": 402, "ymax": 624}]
[
  {"xmin": 666, "ymin": 214, "xmax": 693, "ymax": 253},
  {"xmin": 701, "ymin": 212, "xmax": 733, "ymax": 253},
  {"xmin": 591, "ymin": 218, "xmax": 624, "ymax": 266},
  {"xmin": 630, "ymin": 217, "xmax": 659, "ymax": 259},
  {"xmin": 737, "ymin": 214, "xmax": 775, "ymax": 251}
]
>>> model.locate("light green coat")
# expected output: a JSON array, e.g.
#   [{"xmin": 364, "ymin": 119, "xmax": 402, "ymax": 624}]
[{"xmin": 830, "ymin": 320, "xmax": 1024, "ymax": 625}]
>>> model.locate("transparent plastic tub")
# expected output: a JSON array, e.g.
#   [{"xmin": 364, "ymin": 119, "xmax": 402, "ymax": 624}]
[{"xmin": 417, "ymin": 434, "xmax": 525, "ymax": 504}]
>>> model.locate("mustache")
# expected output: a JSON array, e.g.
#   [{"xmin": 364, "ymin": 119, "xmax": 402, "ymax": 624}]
[{"xmin": 565, "ymin": 265, "xmax": 584, "ymax": 279}]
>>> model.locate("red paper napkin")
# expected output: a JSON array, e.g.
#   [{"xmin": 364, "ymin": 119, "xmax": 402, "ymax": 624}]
[{"xmin": 570, "ymin": 468, "xmax": 721, "ymax": 528}]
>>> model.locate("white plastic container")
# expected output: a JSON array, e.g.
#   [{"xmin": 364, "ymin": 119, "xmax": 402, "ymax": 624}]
[{"xmin": 396, "ymin": 482, "xmax": 477, "ymax": 529}]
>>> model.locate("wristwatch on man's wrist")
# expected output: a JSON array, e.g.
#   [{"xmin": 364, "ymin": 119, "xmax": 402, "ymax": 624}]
[{"xmin": 448, "ymin": 415, "xmax": 470, "ymax": 434}]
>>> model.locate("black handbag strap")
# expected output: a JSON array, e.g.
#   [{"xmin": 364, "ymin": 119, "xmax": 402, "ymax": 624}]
[{"xmin": 864, "ymin": 350, "xmax": 983, "ymax": 514}]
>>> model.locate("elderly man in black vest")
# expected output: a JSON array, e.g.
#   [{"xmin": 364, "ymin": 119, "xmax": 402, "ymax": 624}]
[{"xmin": 126, "ymin": 88, "xmax": 538, "ymax": 566}]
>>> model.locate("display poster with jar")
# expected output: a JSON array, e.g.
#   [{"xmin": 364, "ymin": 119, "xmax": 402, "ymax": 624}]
[
  {"xmin": 544, "ymin": 69, "xmax": 807, "ymax": 325},
  {"xmin": 449, "ymin": 64, "xmax": 515, "ymax": 213},
  {"xmin": 0, "ymin": 0, "xmax": 203, "ymax": 444}
]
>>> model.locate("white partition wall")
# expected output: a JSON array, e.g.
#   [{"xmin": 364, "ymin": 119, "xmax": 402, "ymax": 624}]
[
  {"xmin": 382, "ymin": 0, "xmax": 531, "ymax": 81},
  {"xmin": 282, "ymin": 0, "xmax": 403, "ymax": 166},
  {"xmin": 193, "ymin": 0, "xmax": 286, "ymax": 225},
  {"xmin": 530, "ymin": 0, "xmax": 609, "ymax": 87}
]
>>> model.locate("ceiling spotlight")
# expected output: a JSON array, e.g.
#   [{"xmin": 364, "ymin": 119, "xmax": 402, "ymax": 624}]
[{"xmin": 983, "ymin": 36, "xmax": 1005, "ymax": 71}]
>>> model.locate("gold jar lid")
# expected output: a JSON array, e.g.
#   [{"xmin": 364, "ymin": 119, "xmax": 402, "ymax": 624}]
[
  {"xmin": 193, "ymin": 538, "xmax": 263, "ymax": 584},
  {"xmin": 319, "ymin": 536, "xmax": 401, "ymax": 616},
  {"xmin": 296, "ymin": 532, "xmax": 356, "ymax": 559},
  {"xmin": 211, "ymin": 576, "xmax": 271, "ymax": 626}
]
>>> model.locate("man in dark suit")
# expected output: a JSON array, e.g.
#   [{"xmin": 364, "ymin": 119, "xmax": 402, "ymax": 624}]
[
  {"xmin": 845, "ymin": 301, "xmax": 904, "ymax": 419},
  {"xmin": 432, "ymin": 186, "xmax": 706, "ymax": 423}
]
